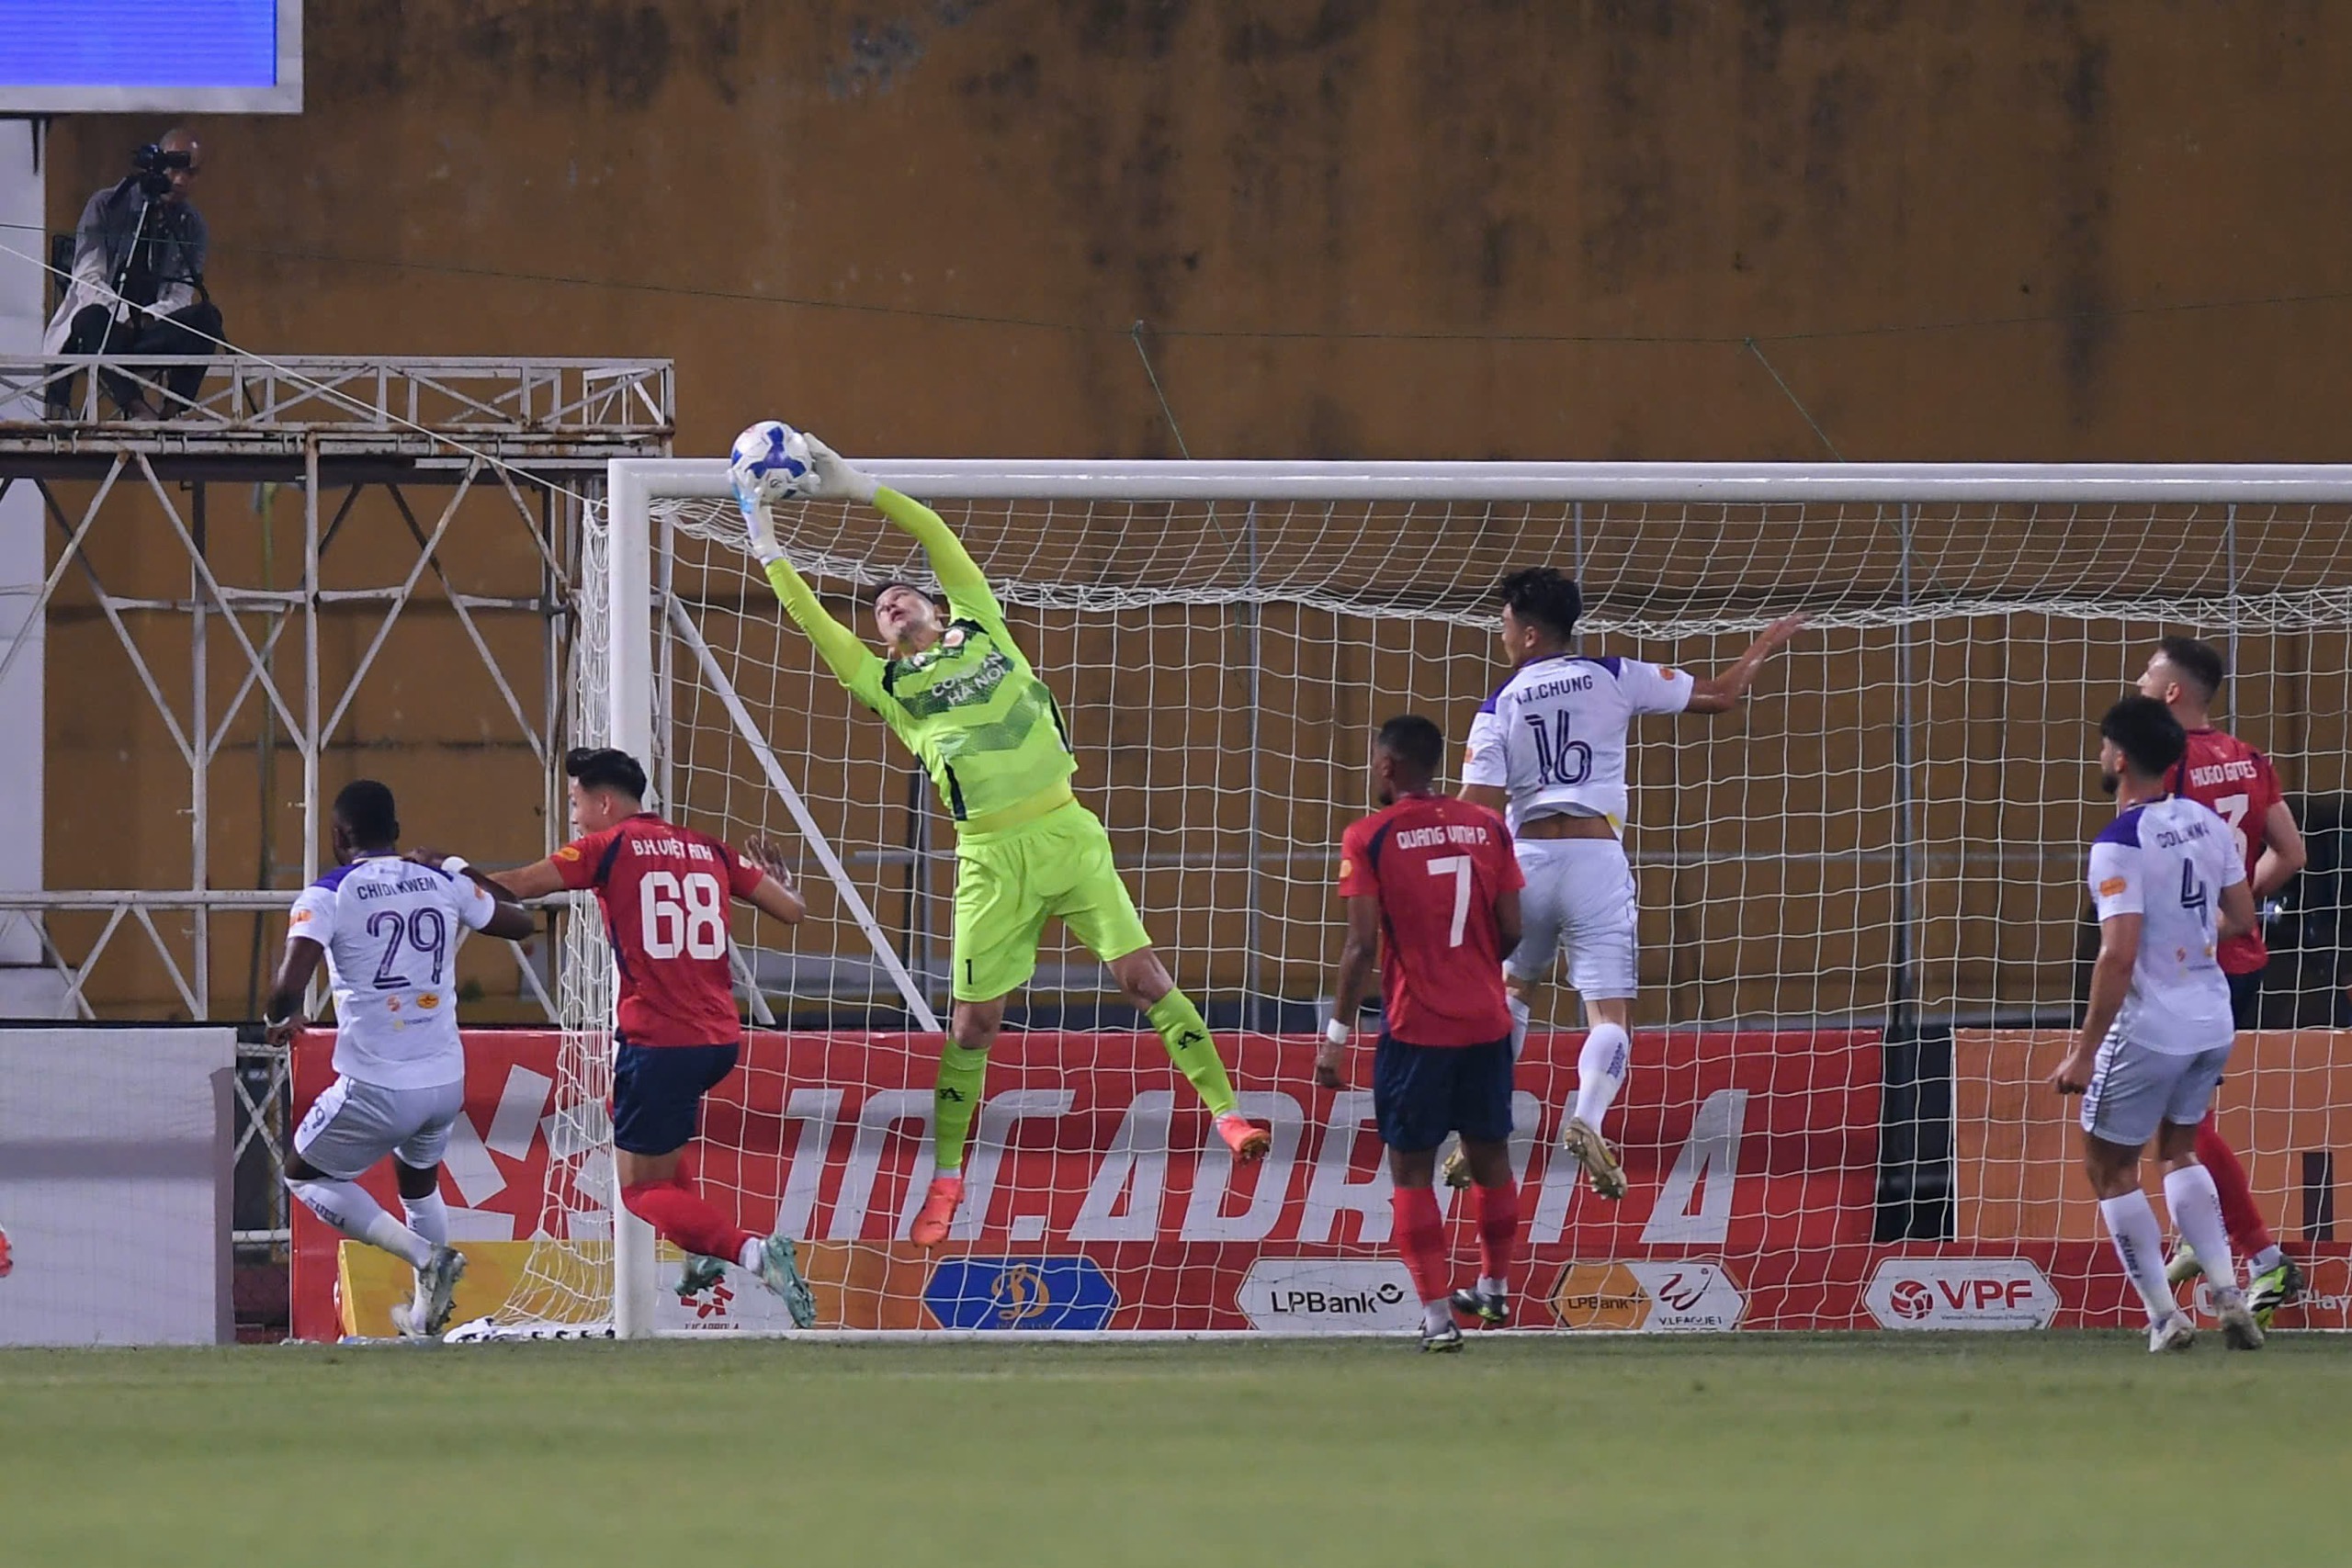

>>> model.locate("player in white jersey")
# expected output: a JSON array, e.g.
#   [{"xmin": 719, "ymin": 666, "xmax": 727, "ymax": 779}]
[
  {"xmin": 264, "ymin": 780, "xmax": 535, "ymax": 1337},
  {"xmin": 1457, "ymin": 568, "xmax": 1803, "ymax": 1197},
  {"xmin": 2049, "ymin": 696, "xmax": 2263, "ymax": 1353}
]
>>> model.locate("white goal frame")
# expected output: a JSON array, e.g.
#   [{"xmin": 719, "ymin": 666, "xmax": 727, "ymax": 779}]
[{"xmin": 597, "ymin": 457, "xmax": 2352, "ymax": 1339}]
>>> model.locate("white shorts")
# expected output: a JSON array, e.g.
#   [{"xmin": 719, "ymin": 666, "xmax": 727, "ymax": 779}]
[
  {"xmin": 293, "ymin": 1075, "xmax": 467, "ymax": 1179},
  {"xmin": 2080, "ymin": 1034, "xmax": 2232, "ymax": 1149},
  {"xmin": 1503, "ymin": 835, "xmax": 1638, "ymax": 1001}
]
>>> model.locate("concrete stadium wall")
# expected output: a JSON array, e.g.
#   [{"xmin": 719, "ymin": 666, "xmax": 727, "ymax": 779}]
[{"xmin": 36, "ymin": 1, "xmax": 2352, "ymax": 1015}]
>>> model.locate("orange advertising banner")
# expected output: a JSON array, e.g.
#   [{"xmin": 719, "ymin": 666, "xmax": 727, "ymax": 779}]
[{"xmin": 1955, "ymin": 1029, "xmax": 2352, "ymax": 1245}]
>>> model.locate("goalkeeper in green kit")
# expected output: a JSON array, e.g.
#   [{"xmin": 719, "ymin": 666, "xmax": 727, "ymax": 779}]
[{"xmin": 737, "ymin": 433, "xmax": 1272, "ymax": 1246}]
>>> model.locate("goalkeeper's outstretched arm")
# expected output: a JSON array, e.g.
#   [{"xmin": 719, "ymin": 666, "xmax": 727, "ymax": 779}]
[
  {"xmin": 869, "ymin": 487, "xmax": 1000, "ymax": 622},
  {"xmin": 737, "ymin": 491, "xmax": 882, "ymax": 692},
  {"xmin": 763, "ymin": 547, "xmax": 879, "ymax": 689},
  {"xmin": 800, "ymin": 435, "xmax": 1001, "ymax": 622}
]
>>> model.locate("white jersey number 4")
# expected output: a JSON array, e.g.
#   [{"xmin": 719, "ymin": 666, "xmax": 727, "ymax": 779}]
[{"xmin": 640, "ymin": 870, "xmax": 729, "ymax": 960}]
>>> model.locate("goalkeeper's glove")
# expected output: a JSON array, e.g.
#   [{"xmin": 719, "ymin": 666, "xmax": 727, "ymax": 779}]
[
  {"xmin": 731, "ymin": 477, "xmax": 787, "ymax": 568},
  {"xmin": 801, "ymin": 434, "xmax": 881, "ymax": 504}
]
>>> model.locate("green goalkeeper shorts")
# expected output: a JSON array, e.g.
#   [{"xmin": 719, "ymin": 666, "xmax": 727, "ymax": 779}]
[{"xmin": 952, "ymin": 800, "xmax": 1153, "ymax": 1002}]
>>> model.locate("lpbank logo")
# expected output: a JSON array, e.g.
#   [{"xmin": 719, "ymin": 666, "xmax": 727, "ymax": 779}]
[
  {"xmin": 1548, "ymin": 1260, "xmax": 1746, "ymax": 1331},
  {"xmin": 1865, "ymin": 1258, "xmax": 2057, "ymax": 1330},
  {"xmin": 1237, "ymin": 1259, "xmax": 1421, "ymax": 1333}
]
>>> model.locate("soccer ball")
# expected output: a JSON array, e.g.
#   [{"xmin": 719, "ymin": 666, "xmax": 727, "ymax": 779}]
[{"xmin": 729, "ymin": 420, "xmax": 814, "ymax": 504}]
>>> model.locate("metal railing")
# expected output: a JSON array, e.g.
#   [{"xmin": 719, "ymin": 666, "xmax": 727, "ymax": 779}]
[{"xmin": 0, "ymin": 355, "xmax": 673, "ymax": 461}]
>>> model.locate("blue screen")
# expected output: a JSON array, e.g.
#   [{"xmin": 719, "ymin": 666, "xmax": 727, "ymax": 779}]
[{"xmin": 0, "ymin": 1, "xmax": 279, "ymax": 89}]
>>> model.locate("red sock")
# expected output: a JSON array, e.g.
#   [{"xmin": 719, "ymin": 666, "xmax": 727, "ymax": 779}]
[
  {"xmin": 2195, "ymin": 1113, "xmax": 2274, "ymax": 1258},
  {"xmin": 621, "ymin": 1179, "xmax": 755, "ymax": 1263},
  {"xmin": 1474, "ymin": 1179, "xmax": 1520, "ymax": 1290},
  {"xmin": 1390, "ymin": 1186, "xmax": 1449, "ymax": 1304}
]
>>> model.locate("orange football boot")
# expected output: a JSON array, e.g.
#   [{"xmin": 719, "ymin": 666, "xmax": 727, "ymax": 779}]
[
  {"xmin": 1217, "ymin": 1115, "xmax": 1272, "ymax": 1163},
  {"xmin": 910, "ymin": 1174, "xmax": 965, "ymax": 1247}
]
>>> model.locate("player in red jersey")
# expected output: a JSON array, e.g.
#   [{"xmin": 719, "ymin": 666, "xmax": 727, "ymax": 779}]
[
  {"xmin": 2138, "ymin": 637, "xmax": 2311, "ymax": 1325},
  {"xmin": 495, "ymin": 748, "xmax": 818, "ymax": 1324},
  {"xmin": 1318, "ymin": 715, "xmax": 1525, "ymax": 1351}
]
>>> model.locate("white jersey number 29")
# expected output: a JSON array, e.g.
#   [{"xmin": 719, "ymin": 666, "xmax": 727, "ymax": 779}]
[{"xmin": 641, "ymin": 870, "xmax": 729, "ymax": 960}]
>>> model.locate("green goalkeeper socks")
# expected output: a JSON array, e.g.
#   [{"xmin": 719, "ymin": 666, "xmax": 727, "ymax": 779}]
[
  {"xmin": 933, "ymin": 992, "xmax": 1231, "ymax": 1172},
  {"xmin": 1148, "ymin": 989, "xmax": 1238, "ymax": 1118},
  {"xmin": 931, "ymin": 1043, "xmax": 990, "ymax": 1174}
]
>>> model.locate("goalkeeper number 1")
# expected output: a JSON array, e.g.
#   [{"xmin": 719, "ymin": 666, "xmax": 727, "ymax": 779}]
[{"xmin": 740, "ymin": 433, "xmax": 1272, "ymax": 1247}]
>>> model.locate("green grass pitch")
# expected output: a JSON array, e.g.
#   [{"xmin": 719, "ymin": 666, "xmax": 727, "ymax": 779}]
[{"xmin": 5, "ymin": 1335, "xmax": 2346, "ymax": 1566}]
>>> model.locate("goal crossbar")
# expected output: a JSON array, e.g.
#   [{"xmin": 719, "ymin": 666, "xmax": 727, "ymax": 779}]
[{"xmin": 611, "ymin": 457, "xmax": 2352, "ymax": 505}]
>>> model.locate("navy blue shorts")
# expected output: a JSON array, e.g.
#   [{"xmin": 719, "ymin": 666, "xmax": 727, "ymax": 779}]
[
  {"xmin": 611, "ymin": 1040, "xmax": 739, "ymax": 1156},
  {"xmin": 1372, "ymin": 1032, "xmax": 1515, "ymax": 1154}
]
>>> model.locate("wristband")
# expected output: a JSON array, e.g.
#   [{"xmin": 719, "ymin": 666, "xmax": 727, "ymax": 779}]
[
  {"xmin": 1325, "ymin": 1018, "xmax": 1351, "ymax": 1048},
  {"xmin": 440, "ymin": 855, "xmax": 470, "ymax": 877}
]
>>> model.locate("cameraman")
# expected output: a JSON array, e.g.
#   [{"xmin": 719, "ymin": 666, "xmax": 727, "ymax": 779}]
[{"xmin": 41, "ymin": 128, "xmax": 223, "ymax": 419}]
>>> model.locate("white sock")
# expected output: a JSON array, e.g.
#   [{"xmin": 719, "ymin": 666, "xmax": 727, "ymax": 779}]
[
  {"xmin": 1507, "ymin": 993, "xmax": 1531, "ymax": 1061},
  {"xmin": 2098, "ymin": 1190, "xmax": 2180, "ymax": 1327},
  {"xmin": 289, "ymin": 1177, "xmax": 432, "ymax": 1270},
  {"xmin": 737, "ymin": 1236, "xmax": 765, "ymax": 1270},
  {"xmin": 401, "ymin": 1191, "xmax": 447, "ymax": 1247},
  {"xmin": 2249, "ymin": 1244, "xmax": 2284, "ymax": 1276},
  {"xmin": 2164, "ymin": 1165, "xmax": 2241, "ymax": 1303},
  {"xmin": 1572, "ymin": 1022, "xmax": 1631, "ymax": 1130},
  {"xmin": 1477, "ymin": 1275, "xmax": 1506, "ymax": 1298},
  {"xmin": 1421, "ymin": 1298, "xmax": 1453, "ymax": 1336},
  {"xmin": 934, "ymin": 1162, "xmax": 961, "ymax": 1179}
]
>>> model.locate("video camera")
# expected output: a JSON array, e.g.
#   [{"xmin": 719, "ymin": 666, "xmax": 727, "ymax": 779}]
[{"xmin": 130, "ymin": 141, "xmax": 192, "ymax": 199}]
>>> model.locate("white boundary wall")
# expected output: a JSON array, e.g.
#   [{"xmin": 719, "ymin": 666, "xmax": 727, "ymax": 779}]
[{"xmin": 0, "ymin": 1026, "xmax": 235, "ymax": 1346}]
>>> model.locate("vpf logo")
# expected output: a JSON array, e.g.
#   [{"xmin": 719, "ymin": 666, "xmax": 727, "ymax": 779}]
[
  {"xmin": 989, "ymin": 1263, "xmax": 1054, "ymax": 1327},
  {"xmin": 1888, "ymin": 1280, "xmax": 1936, "ymax": 1322}
]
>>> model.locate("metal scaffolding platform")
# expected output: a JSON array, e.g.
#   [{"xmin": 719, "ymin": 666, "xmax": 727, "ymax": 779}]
[
  {"xmin": 0, "ymin": 353, "xmax": 672, "ymax": 1021},
  {"xmin": 2, "ymin": 354, "xmax": 671, "ymax": 474}
]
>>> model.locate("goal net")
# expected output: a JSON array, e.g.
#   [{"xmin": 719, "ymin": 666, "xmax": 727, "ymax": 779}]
[{"xmin": 491, "ymin": 461, "xmax": 2352, "ymax": 1337}]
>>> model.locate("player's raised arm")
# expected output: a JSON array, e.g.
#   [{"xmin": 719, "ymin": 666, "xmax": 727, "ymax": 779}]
[
  {"xmin": 735, "ymin": 489, "xmax": 888, "ymax": 695},
  {"xmin": 871, "ymin": 487, "xmax": 1000, "ymax": 622},
  {"xmin": 803, "ymin": 435, "xmax": 1004, "ymax": 625},
  {"xmin": 489, "ymin": 854, "xmax": 570, "ymax": 901},
  {"xmin": 1686, "ymin": 614, "xmax": 1807, "ymax": 714},
  {"xmin": 401, "ymin": 848, "xmax": 537, "ymax": 941}
]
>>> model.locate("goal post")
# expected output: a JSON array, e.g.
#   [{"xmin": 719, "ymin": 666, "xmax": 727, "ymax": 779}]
[{"xmin": 492, "ymin": 457, "xmax": 2352, "ymax": 1341}]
